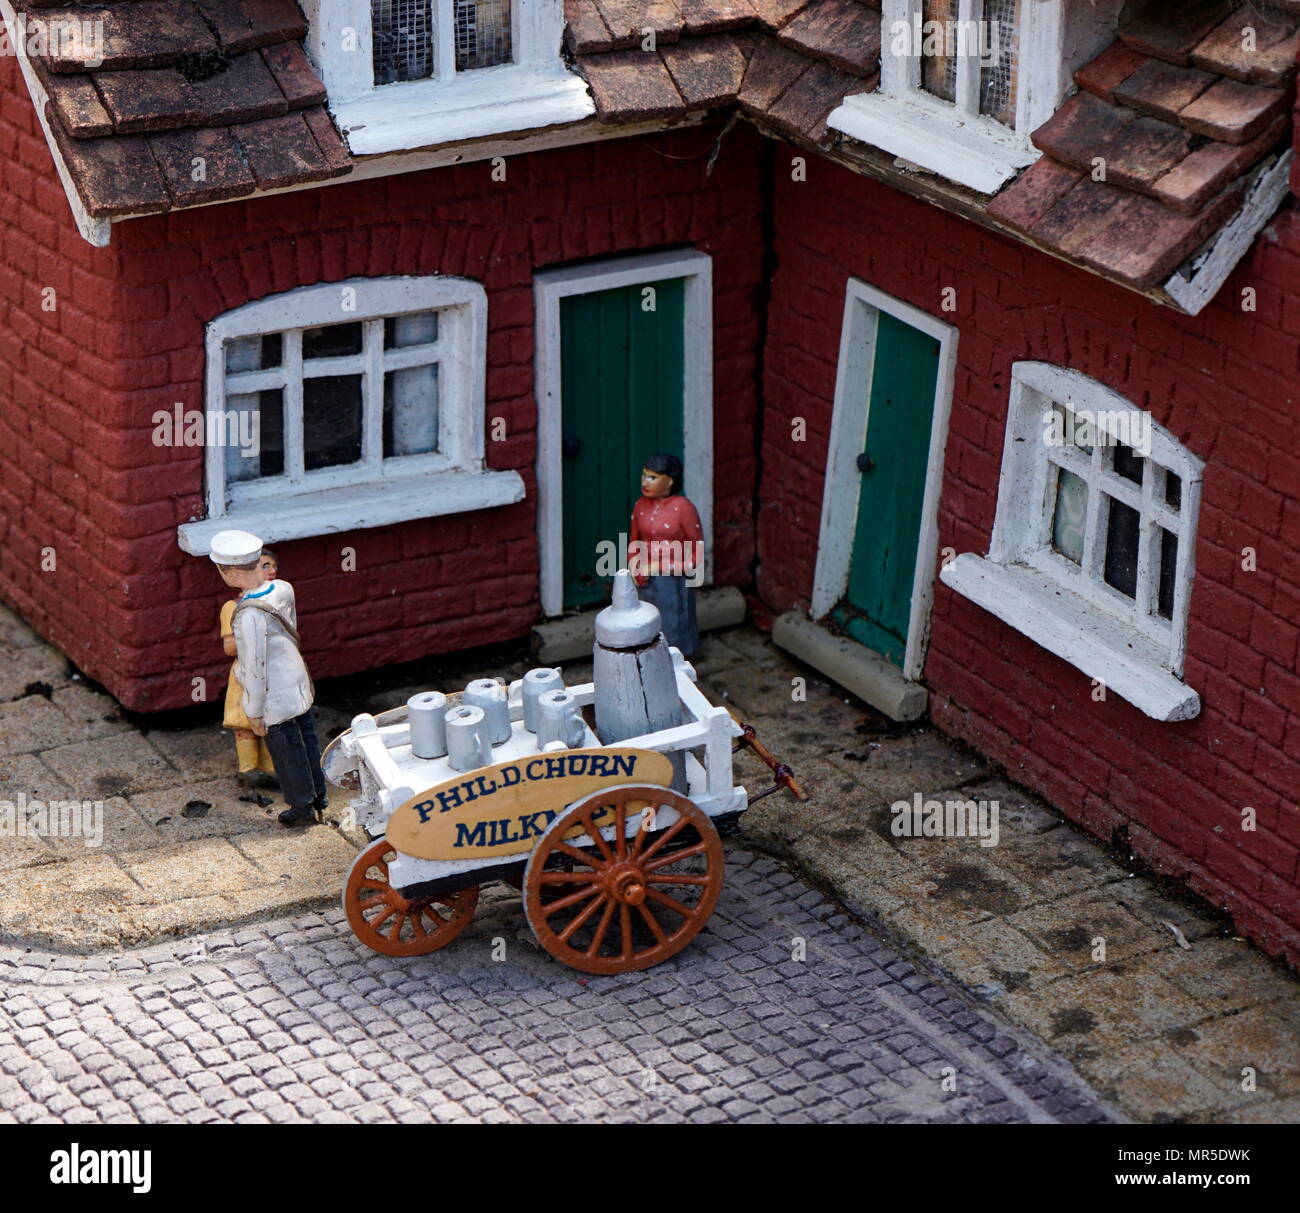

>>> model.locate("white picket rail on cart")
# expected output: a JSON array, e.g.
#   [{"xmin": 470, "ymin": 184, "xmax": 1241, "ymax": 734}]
[{"xmin": 332, "ymin": 651, "xmax": 747, "ymax": 893}]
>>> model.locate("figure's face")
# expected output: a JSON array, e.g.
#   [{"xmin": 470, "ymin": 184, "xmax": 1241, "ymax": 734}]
[
  {"xmin": 258, "ymin": 556, "xmax": 277, "ymax": 581},
  {"xmin": 641, "ymin": 468, "xmax": 672, "ymax": 498}
]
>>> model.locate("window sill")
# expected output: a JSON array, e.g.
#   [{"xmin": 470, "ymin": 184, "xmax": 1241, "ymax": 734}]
[
  {"xmin": 177, "ymin": 467, "xmax": 525, "ymax": 554},
  {"xmin": 827, "ymin": 90, "xmax": 1040, "ymax": 196},
  {"xmin": 939, "ymin": 554, "xmax": 1200, "ymax": 722},
  {"xmin": 334, "ymin": 66, "xmax": 596, "ymax": 157}
]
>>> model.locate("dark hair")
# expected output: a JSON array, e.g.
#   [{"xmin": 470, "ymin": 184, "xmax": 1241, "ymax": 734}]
[
  {"xmin": 260, "ymin": 548, "xmax": 278, "ymax": 567},
  {"xmin": 644, "ymin": 452, "xmax": 683, "ymax": 495}
]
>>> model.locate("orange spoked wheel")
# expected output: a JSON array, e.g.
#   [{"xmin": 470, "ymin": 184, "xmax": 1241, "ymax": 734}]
[
  {"xmin": 523, "ymin": 785, "xmax": 724, "ymax": 976},
  {"xmin": 343, "ymin": 839, "xmax": 478, "ymax": 957}
]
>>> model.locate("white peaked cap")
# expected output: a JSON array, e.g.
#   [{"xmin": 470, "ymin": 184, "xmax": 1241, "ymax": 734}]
[{"xmin": 208, "ymin": 529, "xmax": 265, "ymax": 565}]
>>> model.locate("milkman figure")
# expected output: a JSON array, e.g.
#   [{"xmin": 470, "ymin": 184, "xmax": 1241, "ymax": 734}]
[{"xmin": 207, "ymin": 530, "xmax": 328, "ymax": 827}]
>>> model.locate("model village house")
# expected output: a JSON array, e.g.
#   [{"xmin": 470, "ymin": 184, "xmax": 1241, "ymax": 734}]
[{"xmin": 0, "ymin": 0, "xmax": 1298, "ymax": 957}]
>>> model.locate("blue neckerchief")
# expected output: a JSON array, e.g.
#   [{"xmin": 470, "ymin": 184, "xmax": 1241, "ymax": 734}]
[{"xmin": 242, "ymin": 582, "xmax": 275, "ymax": 601}]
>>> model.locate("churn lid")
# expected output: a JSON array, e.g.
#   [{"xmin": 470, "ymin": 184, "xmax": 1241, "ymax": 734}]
[{"xmin": 594, "ymin": 570, "xmax": 662, "ymax": 648}]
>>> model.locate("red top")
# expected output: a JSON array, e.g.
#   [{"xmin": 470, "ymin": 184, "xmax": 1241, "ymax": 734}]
[{"xmin": 630, "ymin": 494, "xmax": 704, "ymax": 579}]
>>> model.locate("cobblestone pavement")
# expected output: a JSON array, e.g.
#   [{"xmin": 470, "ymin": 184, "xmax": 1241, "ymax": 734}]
[
  {"xmin": 2, "ymin": 609, "xmax": 1295, "ymax": 1123},
  {"xmin": 0, "ymin": 850, "xmax": 1115, "ymax": 1124}
]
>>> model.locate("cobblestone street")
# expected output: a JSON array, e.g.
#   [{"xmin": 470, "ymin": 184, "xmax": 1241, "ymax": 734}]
[
  {"xmin": 2, "ymin": 610, "xmax": 1297, "ymax": 1123},
  {"xmin": 0, "ymin": 850, "xmax": 1112, "ymax": 1124}
]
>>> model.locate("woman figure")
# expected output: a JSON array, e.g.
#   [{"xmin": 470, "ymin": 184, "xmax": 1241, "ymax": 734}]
[
  {"xmin": 630, "ymin": 453, "xmax": 704, "ymax": 656},
  {"xmin": 219, "ymin": 548, "xmax": 279, "ymax": 788}
]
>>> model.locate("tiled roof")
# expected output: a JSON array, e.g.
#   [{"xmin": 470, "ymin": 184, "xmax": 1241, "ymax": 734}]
[
  {"xmin": 568, "ymin": 0, "xmax": 1296, "ymax": 296},
  {"xmin": 568, "ymin": 0, "xmax": 880, "ymax": 152},
  {"xmin": 988, "ymin": 0, "xmax": 1297, "ymax": 291},
  {"xmin": 8, "ymin": 0, "xmax": 1296, "ymax": 304},
  {"xmin": 21, "ymin": 0, "xmax": 351, "ymax": 218}
]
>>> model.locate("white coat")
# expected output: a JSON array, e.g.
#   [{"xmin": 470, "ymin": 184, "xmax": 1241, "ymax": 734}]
[{"xmin": 232, "ymin": 580, "xmax": 313, "ymax": 727}]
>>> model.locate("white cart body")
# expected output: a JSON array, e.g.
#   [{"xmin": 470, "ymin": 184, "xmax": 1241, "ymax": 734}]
[{"xmin": 326, "ymin": 649, "xmax": 747, "ymax": 893}]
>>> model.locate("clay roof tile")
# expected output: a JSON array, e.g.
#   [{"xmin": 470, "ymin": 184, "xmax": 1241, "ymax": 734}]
[
  {"xmin": 775, "ymin": 0, "xmax": 879, "ymax": 78},
  {"xmin": 27, "ymin": 0, "xmax": 352, "ymax": 216},
  {"xmin": 35, "ymin": 1, "xmax": 217, "ymax": 73},
  {"xmin": 990, "ymin": 11, "xmax": 1296, "ymax": 293},
  {"xmin": 660, "ymin": 32, "xmax": 753, "ymax": 109},
  {"xmin": 582, "ymin": 48, "xmax": 686, "ymax": 120}
]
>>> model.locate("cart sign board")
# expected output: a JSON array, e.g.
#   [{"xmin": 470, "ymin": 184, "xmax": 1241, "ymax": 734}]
[{"xmin": 386, "ymin": 747, "xmax": 676, "ymax": 861}]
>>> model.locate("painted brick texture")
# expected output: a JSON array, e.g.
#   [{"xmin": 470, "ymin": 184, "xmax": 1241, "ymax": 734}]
[
  {"xmin": 0, "ymin": 111, "xmax": 766, "ymax": 713},
  {"xmin": 0, "ymin": 54, "xmax": 134, "ymax": 693},
  {"xmin": 756, "ymin": 152, "xmax": 1300, "ymax": 964}
]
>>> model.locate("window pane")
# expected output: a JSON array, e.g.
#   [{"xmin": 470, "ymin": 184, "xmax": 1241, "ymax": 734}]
[
  {"xmin": 455, "ymin": 0, "xmax": 512, "ymax": 70},
  {"xmin": 1053, "ymin": 404, "xmax": 1092, "ymax": 453},
  {"xmin": 1112, "ymin": 442, "xmax": 1145, "ymax": 485},
  {"xmin": 1103, "ymin": 495, "xmax": 1140, "ymax": 599},
  {"xmin": 385, "ymin": 312, "xmax": 438, "ymax": 348},
  {"xmin": 1165, "ymin": 469, "xmax": 1182, "ymax": 511},
  {"xmin": 304, "ymin": 375, "xmax": 363, "ymax": 470},
  {"xmin": 224, "ymin": 389, "xmax": 284, "ymax": 486},
  {"xmin": 372, "ymin": 0, "xmax": 435, "ymax": 84},
  {"xmin": 979, "ymin": 0, "xmax": 1019, "ymax": 126},
  {"xmin": 384, "ymin": 364, "xmax": 439, "ymax": 457},
  {"xmin": 1052, "ymin": 468, "xmax": 1088, "ymax": 564},
  {"xmin": 225, "ymin": 334, "xmax": 281, "ymax": 374},
  {"xmin": 921, "ymin": 0, "xmax": 958, "ymax": 101},
  {"xmin": 303, "ymin": 322, "xmax": 363, "ymax": 360},
  {"xmin": 1157, "ymin": 527, "xmax": 1178, "ymax": 620}
]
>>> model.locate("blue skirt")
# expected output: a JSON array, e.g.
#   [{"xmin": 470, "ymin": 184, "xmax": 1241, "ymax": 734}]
[{"xmin": 641, "ymin": 575, "xmax": 699, "ymax": 656}]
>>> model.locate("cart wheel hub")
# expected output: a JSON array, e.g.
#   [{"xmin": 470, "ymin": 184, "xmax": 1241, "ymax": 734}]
[
  {"xmin": 608, "ymin": 865, "xmax": 647, "ymax": 906},
  {"xmin": 523, "ymin": 785, "xmax": 725, "ymax": 975}
]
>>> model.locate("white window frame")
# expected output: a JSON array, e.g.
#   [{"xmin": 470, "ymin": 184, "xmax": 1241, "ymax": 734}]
[
  {"xmin": 177, "ymin": 275, "xmax": 524, "ymax": 555},
  {"xmin": 302, "ymin": 0, "xmax": 594, "ymax": 156},
  {"xmin": 828, "ymin": 0, "xmax": 1065, "ymax": 194},
  {"xmin": 533, "ymin": 249, "xmax": 714, "ymax": 619},
  {"xmin": 811, "ymin": 279, "xmax": 958, "ymax": 682},
  {"xmin": 940, "ymin": 362, "xmax": 1203, "ymax": 722}
]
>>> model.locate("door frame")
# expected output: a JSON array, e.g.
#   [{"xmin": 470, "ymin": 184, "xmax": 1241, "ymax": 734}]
[
  {"xmin": 811, "ymin": 278, "xmax": 958, "ymax": 680},
  {"xmin": 533, "ymin": 248, "xmax": 714, "ymax": 617}
]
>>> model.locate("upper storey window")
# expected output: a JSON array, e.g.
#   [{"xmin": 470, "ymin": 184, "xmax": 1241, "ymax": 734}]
[
  {"xmin": 371, "ymin": 0, "xmax": 514, "ymax": 83},
  {"xmin": 917, "ymin": 0, "xmax": 1022, "ymax": 126},
  {"xmin": 829, "ymin": 0, "xmax": 1072, "ymax": 194},
  {"xmin": 303, "ymin": 0, "xmax": 593, "ymax": 155}
]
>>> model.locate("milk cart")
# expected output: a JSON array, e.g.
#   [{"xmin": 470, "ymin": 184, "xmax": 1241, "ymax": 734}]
[{"xmin": 322, "ymin": 577, "xmax": 803, "ymax": 975}]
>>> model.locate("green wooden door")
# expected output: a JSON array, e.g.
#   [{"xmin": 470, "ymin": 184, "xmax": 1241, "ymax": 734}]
[
  {"xmin": 831, "ymin": 311, "xmax": 941, "ymax": 667},
  {"xmin": 560, "ymin": 278, "xmax": 686, "ymax": 609}
]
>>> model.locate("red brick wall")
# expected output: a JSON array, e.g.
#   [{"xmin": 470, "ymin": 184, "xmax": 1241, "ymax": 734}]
[
  {"xmin": 758, "ymin": 154, "xmax": 1300, "ymax": 964},
  {"xmin": 0, "ymin": 55, "xmax": 133, "ymax": 692},
  {"xmin": 0, "ymin": 98, "xmax": 766, "ymax": 712}
]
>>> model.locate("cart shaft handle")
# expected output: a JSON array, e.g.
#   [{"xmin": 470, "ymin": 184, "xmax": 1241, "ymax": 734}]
[{"xmin": 736, "ymin": 723, "xmax": 807, "ymax": 801}]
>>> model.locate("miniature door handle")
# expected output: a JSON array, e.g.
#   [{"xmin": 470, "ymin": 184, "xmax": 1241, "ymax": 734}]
[
  {"xmin": 856, "ymin": 451, "xmax": 875, "ymax": 474},
  {"xmin": 562, "ymin": 435, "xmax": 582, "ymax": 459}
]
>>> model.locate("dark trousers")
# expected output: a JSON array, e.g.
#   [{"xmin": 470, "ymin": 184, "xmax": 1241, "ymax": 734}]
[{"xmin": 264, "ymin": 708, "xmax": 328, "ymax": 811}]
